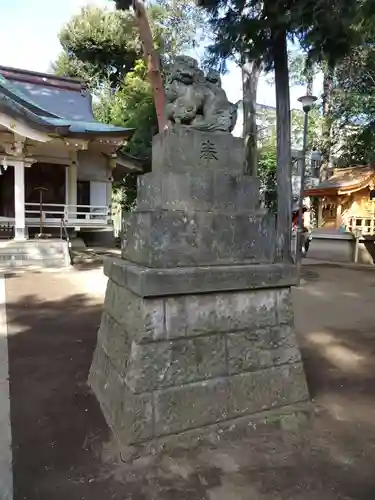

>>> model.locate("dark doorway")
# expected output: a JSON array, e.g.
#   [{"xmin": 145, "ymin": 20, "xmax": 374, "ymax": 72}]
[
  {"xmin": 77, "ymin": 180, "xmax": 90, "ymax": 206},
  {"xmin": 0, "ymin": 167, "xmax": 15, "ymax": 217},
  {"xmin": 25, "ymin": 163, "xmax": 66, "ymax": 205},
  {"xmin": 25, "ymin": 163, "xmax": 66, "ymax": 220},
  {"xmin": 77, "ymin": 180, "xmax": 90, "ymax": 219}
]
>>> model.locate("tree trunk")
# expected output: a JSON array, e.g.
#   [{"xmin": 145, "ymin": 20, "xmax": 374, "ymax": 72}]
[
  {"xmin": 272, "ymin": 29, "xmax": 292, "ymax": 262},
  {"xmin": 305, "ymin": 63, "xmax": 314, "ymax": 96},
  {"xmin": 132, "ymin": 0, "xmax": 167, "ymax": 132},
  {"xmin": 320, "ymin": 65, "xmax": 334, "ymax": 181},
  {"xmin": 242, "ymin": 58, "xmax": 262, "ymax": 175}
]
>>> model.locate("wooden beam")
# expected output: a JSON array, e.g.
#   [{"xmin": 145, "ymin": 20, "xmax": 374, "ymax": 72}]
[
  {"xmin": 63, "ymin": 138, "xmax": 88, "ymax": 151},
  {"xmin": 0, "ymin": 113, "xmax": 52, "ymax": 143}
]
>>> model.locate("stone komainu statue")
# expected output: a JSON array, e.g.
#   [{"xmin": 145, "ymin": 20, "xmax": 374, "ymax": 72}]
[{"xmin": 165, "ymin": 56, "xmax": 238, "ymax": 133}]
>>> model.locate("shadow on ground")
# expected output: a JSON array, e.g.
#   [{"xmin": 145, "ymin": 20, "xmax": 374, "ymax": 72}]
[
  {"xmin": 6, "ymin": 266, "xmax": 375, "ymax": 500},
  {"xmin": 5, "ymin": 274, "xmax": 112, "ymax": 500}
]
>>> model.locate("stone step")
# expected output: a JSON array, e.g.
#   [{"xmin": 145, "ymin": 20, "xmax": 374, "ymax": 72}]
[
  {"xmin": 0, "ymin": 257, "xmax": 69, "ymax": 269},
  {"xmin": 0, "ymin": 239, "xmax": 71, "ymax": 268}
]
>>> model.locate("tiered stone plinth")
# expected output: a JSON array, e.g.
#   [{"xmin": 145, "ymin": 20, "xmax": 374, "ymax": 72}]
[{"xmin": 89, "ymin": 127, "xmax": 309, "ymax": 448}]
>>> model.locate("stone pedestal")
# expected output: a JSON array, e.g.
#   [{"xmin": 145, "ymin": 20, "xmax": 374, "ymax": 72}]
[{"xmin": 89, "ymin": 127, "xmax": 309, "ymax": 448}]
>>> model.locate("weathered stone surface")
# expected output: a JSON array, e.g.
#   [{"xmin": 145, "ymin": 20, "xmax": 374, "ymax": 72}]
[
  {"xmin": 122, "ymin": 210, "xmax": 275, "ymax": 268},
  {"xmin": 125, "ymin": 335, "xmax": 227, "ymax": 393},
  {"xmin": 169, "ymin": 334, "xmax": 227, "ymax": 384},
  {"xmin": 104, "ymin": 257, "xmax": 299, "ymax": 298},
  {"xmin": 165, "ymin": 290, "xmax": 278, "ymax": 339},
  {"xmin": 152, "ymin": 127, "xmax": 245, "ymax": 174},
  {"xmin": 165, "ymin": 56, "xmax": 237, "ymax": 133},
  {"xmin": 137, "ymin": 171, "xmax": 260, "ymax": 212},
  {"xmin": 90, "ymin": 342, "xmax": 308, "ymax": 441},
  {"xmin": 228, "ymin": 363, "xmax": 309, "ymax": 418},
  {"xmin": 89, "ymin": 346, "xmax": 120, "ymax": 427},
  {"xmin": 154, "ymin": 378, "xmax": 231, "ymax": 436},
  {"xmin": 97, "ymin": 312, "xmax": 131, "ymax": 376},
  {"xmin": 90, "ymin": 281, "xmax": 309, "ymax": 444},
  {"xmin": 104, "ymin": 279, "xmax": 164, "ymax": 341},
  {"xmin": 152, "ymin": 363, "xmax": 308, "ymax": 437},
  {"xmin": 226, "ymin": 325, "xmax": 301, "ymax": 375},
  {"xmin": 125, "ymin": 341, "xmax": 172, "ymax": 393},
  {"xmin": 89, "ymin": 347, "xmax": 154, "ymax": 444},
  {"xmin": 150, "ymin": 402, "xmax": 312, "ymax": 453},
  {"xmin": 102, "ymin": 278, "xmax": 296, "ymax": 344},
  {"xmin": 89, "ymin": 127, "xmax": 309, "ymax": 449},
  {"xmin": 276, "ymin": 288, "xmax": 295, "ymax": 324}
]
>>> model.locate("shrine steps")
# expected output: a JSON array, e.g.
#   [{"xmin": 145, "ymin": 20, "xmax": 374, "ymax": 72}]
[{"xmin": 0, "ymin": 239, "xmax": 71, "ymax": 269}]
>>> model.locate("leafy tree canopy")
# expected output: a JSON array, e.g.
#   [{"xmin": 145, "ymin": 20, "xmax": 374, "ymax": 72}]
[
  {"xmin": 54, "ymin": 2, "xmax": 203, "ymax": 88},
  {"xmin": 330, "ymin": 41, "xmax": 375, "ymax": 164},
  {"xmin": 54, "ymin": 6, "xmax": 139, "ymax": 88},
  {"xmin": 197, "ymin": 0, "xmax": 362, "ymax": 71},
  {"xmin": 94, "ymin": 59, "xmax": 156, "ymax": 160}
]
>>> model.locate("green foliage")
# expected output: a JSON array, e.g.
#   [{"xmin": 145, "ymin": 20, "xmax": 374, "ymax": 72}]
[
  {"xmin": 146, "ymin": 0, "xmax": 205, "ymax": 62},
  {"xmin": 257, "ymin": 106, "xmax": 321, "ymax": 212},
  {"xmin": 197, "ymin": 0, "xmax": 361, "ymax": 71},
  {"xmin": 96, "ymin": 60, "xmax": 157, "ymax": 158},
  {"xmin": 330, "ymin": 42, "xmax": 375, "ymax": 164},
  {"xmin": 285, "ymin": 3, "xmax": 375, "ymax": 168},
  {"xmin": 341, "ymin": 126, "xmax": 375, "ymax": 164},
  {"xmin": 288, "ymin": 49, "xmax": 317, "ymax": 93},
  {"xmin": 54, "ymin": 6, "xmax": 140, "ymax": 88},
  {"xmin": 93, "ymin": 59, "xmax": 155, "ymax": 211},
  {"xmin": 54, "ymin": 2, "xmax": 204, "ymax": 88},
  {"xmin": 295, "ymin": 0, "xmax": 362, "ymax": 68},
  {"xmin": 258, "ymin": 143, "xmax": 277, "ymax": 212},
  {"xmin": 257, "ymin": 105, "xmax": 322, "ymax": 152},
  {"xmin": 291, "ymin": 107, "xmax": 322, "ymax": 151}
]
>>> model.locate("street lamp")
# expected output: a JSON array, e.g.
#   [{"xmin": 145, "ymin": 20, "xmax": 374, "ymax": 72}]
[
  {"xmin": 296, "ymin": 94, "xmax": 317, "ymax": 274},
  {"xmin": 298, "ymin": 94, "xmax": 317, "ymax": 113}
]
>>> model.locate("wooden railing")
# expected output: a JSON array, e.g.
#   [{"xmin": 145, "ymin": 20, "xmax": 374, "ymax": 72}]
[
  {"xmin": 0, "ymin": 222, "xmax": 14, "ymax": 239},
  {"xmin": 347, "ymin": 216, "xmax": 375, "ymax": 235},
  {"xmin": 25, "ymin": 203, "xmax": 111, "ymax": 226}
]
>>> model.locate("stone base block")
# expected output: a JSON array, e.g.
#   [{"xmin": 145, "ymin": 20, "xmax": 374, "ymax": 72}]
[
  {"xmin": 122, "ymin": 209, "xmax": 275, "ymax": 267},
  {"xmin": 90, "ymin": 343, "xmax": 308, "ymax": 446},
  {"xmin": 103, "ymin": 257, "xmax": 298, "ymax": 297},
  {"xmin": 137, "ymin": 171, "xmax": 260, "ymax": 212},
  {"xmin": 152, "ymin": 126, "xmax": 245, "ymax": 174},
  {"xmin": 89, "ymin": 262, "xmax": 309, "ymax": 447}
]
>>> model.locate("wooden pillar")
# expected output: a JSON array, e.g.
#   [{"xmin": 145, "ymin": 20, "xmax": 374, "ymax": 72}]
[
  {"xmin": 317, "ymin": 199, "xmax": 323, "ymax": 227},
  {"xmin": 65, "ymin": 152, "xmax": 78, "ymax": 220},
  {"xmin": 336, "ymin": 199, "xmax": 342, "ymax": 229},
  {"xmin": 13, "ymin": 161, "xmax": 27, "ymax": 240}
]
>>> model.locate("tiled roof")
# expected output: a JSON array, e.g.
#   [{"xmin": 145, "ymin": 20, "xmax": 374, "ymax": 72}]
[
  {"xmin": 0, "ymin": 65, "xmax": 134, "ymax": 138},
  {"xmin": 305, "ymin": 165, "xmax": 375, "ymax": 195}
]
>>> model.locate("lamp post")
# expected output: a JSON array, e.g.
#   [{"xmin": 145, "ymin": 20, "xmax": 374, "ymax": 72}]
[{"xmin": 296, "ymin": 94, "xmax": 317, "ymax": 275}]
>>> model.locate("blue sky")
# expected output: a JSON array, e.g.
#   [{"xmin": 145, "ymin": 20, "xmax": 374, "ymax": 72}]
[
  {"xmin": 0, "ymin": 0, "xmax": 323, "ymax": 110},
  {"xmin": 0, "ymin": 0, "xmax": 111, "ymax": 70}
]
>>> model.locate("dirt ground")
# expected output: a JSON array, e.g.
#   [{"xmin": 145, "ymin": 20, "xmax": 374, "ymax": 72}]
[{"xmin": 5, "ymin": 264, "xmax": 375, "ymax": 500}]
